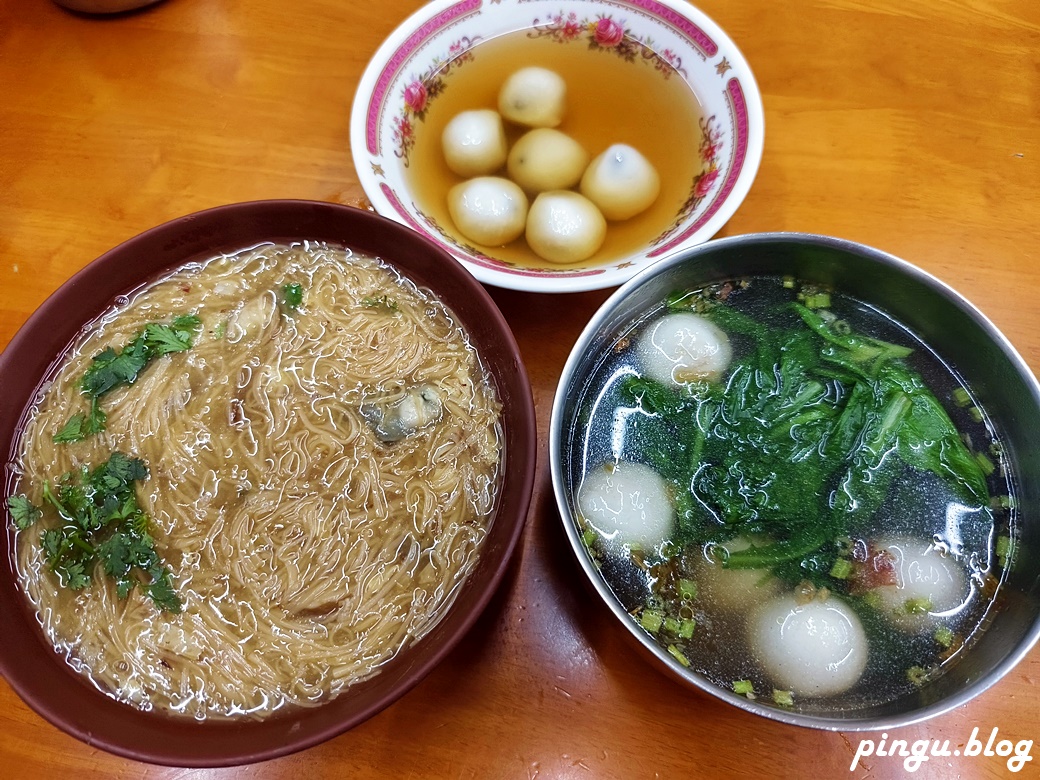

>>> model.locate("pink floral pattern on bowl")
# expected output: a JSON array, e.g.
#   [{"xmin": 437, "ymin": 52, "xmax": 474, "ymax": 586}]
[
  {"xmin": 655, "ymin": 114, "xmax": 724, "ymax": 246},
  {"xmin": 351, "ymin": 0, "xmax": 764, "ymax": 293},
  {"xmin": 393, "ymin": 37, "xmax": 479, "ymax": 166},
  {"xmin": 528, "ymin": 11, "xmax": 690, "ymax": 79}
]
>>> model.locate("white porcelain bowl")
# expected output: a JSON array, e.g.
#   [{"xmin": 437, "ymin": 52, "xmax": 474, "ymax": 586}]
[{"xmin": 350, "ymin": 0, "xmax": 764, "ymax": 293}]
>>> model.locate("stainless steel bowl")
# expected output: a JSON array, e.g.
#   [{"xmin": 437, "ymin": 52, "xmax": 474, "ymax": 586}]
[{"xmin": 549, "ymin": 232, "xmax": 1040, "ymax": 730}]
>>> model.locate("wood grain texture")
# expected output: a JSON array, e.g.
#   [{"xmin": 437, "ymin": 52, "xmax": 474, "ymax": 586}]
[{"xmin": 0, "ymin": 0, "xmax": 1037, "ymax": 777}]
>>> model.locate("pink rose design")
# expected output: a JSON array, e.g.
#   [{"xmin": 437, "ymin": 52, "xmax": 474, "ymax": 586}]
[
  {"xmin": 404, "ymin": 80, "xmax": 427, "ymax": 113},
  {"xmin": 594, "ymin": 17, "xmax": 625, "ymax": 47},
  {"xmin": 695, "ymin": 168, "xmax": 720, "ymax": 198}
]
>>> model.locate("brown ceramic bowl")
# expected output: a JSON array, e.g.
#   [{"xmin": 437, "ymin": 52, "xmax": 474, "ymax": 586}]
[
  {"xmin": 52, "ymin": 0, "xmax": 165, "ymax": 13},
  {"xmin": 0, "ymin": 200, "xmax": 536, "ymax": 766}
]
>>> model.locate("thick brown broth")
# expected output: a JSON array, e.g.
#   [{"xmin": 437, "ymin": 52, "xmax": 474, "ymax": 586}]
[
  {"xmin": 405, "ymin": 30, "xmax": 704, "ymax": 270},
  {"xmin": 10, "ymin": 242, "xmax": 503, "ymax": 719}
]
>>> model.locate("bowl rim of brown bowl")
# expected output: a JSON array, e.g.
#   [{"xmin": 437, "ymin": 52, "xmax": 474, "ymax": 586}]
[{"xmin": 0, "ymin": 199, "xmax": 536, "ymax": 766}]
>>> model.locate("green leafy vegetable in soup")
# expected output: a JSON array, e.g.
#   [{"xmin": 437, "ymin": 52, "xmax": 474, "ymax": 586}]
[{"xmin": 622, "ymin": 297, "xmax": 989, "ymax": 566}]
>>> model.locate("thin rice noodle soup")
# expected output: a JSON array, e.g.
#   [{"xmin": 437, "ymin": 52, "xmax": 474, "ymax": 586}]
[{"xmin": 10, "ymin": 241, "xmax": 502, "ymax": 719}]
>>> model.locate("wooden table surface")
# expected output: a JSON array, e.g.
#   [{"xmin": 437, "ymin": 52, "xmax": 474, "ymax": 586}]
[{"xmin": 2, "ymin": 0, "xmax": 1038, "ymax": 777}]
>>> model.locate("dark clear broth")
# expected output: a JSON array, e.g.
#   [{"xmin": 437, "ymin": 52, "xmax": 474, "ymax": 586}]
[{"xmin": 569, "ymin": 276, "xmax": 1015, "ymax": 711}]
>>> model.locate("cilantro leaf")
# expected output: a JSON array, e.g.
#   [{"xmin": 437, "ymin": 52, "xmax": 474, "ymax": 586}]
[
  {"xmin": 97, "ymin": 530, "xmax": 133, "ymax": 579},
  {"xmin": 57, "ymin": 559, "xmax": 92, "ymax": 591},
  {"xmin": 171, "ymin": 313, "xmax": 202, "ymax": 332},
  {"xmin": 81, "ymin": 338, "xmax": 151, "ymax": 397},
  {"xmin": 61, "ymin": 315, "xmax": 201, "ymax": 443},
  {"xmin": 53, "ymin": 414, "xmax": 86, "ymax": 444},
  {"xmin": 16, "ymin": 452, "xmax": 181, "ymax": 613},
  {"xmin": 54, "ymin": 398, "xmax": 107, "ymax": 444},
  {"xmin": 91, "ymin": 451, "xmax": 148, "ymax": 492},
  {"xmin": 41, "ymin": 527, "xmax": 64, "ymax": 561},
  {"xmin": 7, "ymin": 495, "xmax": 42, "ymax": 530},
  {"xmin": 85, "ymin": 397, "xmax": 107, "ymax": 435},
  {"xmin": 147, "ymin": 571, "xmax": 183, "ymax": 614},
  {"xmin": 143, "ymin": 315, "xmax": 201, "ymax": 356}
]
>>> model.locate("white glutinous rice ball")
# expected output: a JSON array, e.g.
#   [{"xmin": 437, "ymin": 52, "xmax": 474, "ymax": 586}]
[
  {"xmin": 507, "ymin": 128, "xmax": 589, "ymax": 194},
  {"xmin": 637, "ymin": 312, "xmax": 732, "ymax": 387},
  {"xmin": 447, "ymin": 177, "xmax": 529, "ymax": 246},
  {"xmin": 580, "ymin": 144, "xmax": 661, "ymax": 220},
  {"xmin": 525, "ymin": 191, "xmax": 607, "ymax": 264},
  {"xmin": 577, "ymin": 461, "xmax": 674, "ymax": 552},
  {"xmin": 497, "ymin": 66, "xmax": 567, "ymax": 128},
  {"xmin": 441, "ymin": 109, "xmax": 508, "ymax": 177},
  {"xmin": 869, "ymin": 536, "xmax": 970, "ymax": 632},
  {"xmin": 695, "ymin": 537, "xmax": 781, "ymax": 613},
  {"xmin": 748, "ymin": 593, "xmax": 868, "ymax": 698}
]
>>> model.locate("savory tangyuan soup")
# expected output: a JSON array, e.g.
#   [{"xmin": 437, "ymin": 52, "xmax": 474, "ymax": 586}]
[
  {"xmin": 6, "ymin": 242, "xmax": 502, "ymax": 719},
  {"xmin": 567, "ymin": 276, "xmax": 1017, "ymax": 710}
]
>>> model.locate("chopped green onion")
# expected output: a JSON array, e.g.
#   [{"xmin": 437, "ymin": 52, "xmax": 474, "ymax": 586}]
[
  {"xmin": 904, "ymin": 597, "xmax": 933, "ymax": 615},
  {"xmin": 782, "ymin": 277, "xmax": 796, "ymax": 289},
  {"xmin": 996, "ymin": 535, "xmax": 1015, "ymax": 568},
  {"xmin": 733, "ymin": 679, "xmax": 754, "ymax": 695},
  {"xmin": 802, "ymin": 292, "xmax": 831, "ymax": 309},
  {"xmin": 951, "ymin": 387, "xmax": 972, "ymax": 407},
  {"xmin": 907, "ymin": 666, "xmax": 929, "ymax": 686},
  {"xmin": 973, "ymin": 451, "xmax": 996, "ymax": 476},
  {"xmin": 862, "ymin": 590, "xmax": 883, "ymax": 610},
  {"xmin": 990, "ymin": 495, "xmax": 1016, "ymax": 511},
  {"xmin": 772, "ymin": 689, "xmax": 794, "ymax": 707},
  {"xmin": 934, "ymin": 626, "xmax": 954, "ymax": 648},
  {"xmin": 678, "ymin": 578, "xmax": 698, "ymax": 601},
  {"xmin": 667, "ymin": 644, "xmax": 690, "ymax": 667},
  {"xmin": 663, "ymin": 616, "xmax": 681, "ymax": 635},
  {"xmin": 640, "ymin": 609, "xmax": 664, "ymax": 633},
  {"xmin": 678, "ymin": 618, "xmax": 696, "ymax": 639},
  {"xmin": 829, "ymin": 558, "xmax": 853, "ymax": 580},
  {"xmin": 281, "ymin": 282, "xmax": 303, "ymax": 311},
  {"xmin": 361, "ymin": 294, "xmax": 398, "ymax": 313},
  {"xmin": 969, "ymin": 406, "xmax": 984, "ymax": 423},
  {"xmin": 581, "ymin": 528, "xmax": 597, "ymax": 548}
]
